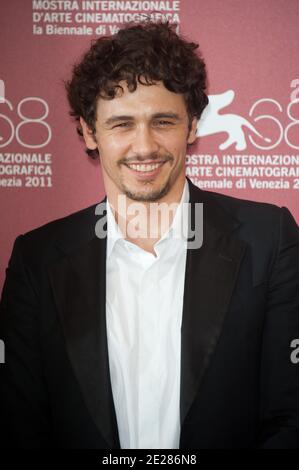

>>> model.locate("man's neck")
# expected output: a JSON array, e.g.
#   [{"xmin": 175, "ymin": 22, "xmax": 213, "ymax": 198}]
[{"xmin": 106, "ymin": 178, "xmax": 186, "ymax": 254}]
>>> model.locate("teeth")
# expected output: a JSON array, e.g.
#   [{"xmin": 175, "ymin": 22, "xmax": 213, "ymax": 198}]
[{"xmin": 128, "ymin": 163, "xmax": 162, "ymax": 172}]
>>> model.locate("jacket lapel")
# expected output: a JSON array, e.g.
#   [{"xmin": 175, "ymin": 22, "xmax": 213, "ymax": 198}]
[
  {"xmin": 48, "ymin": 203, "xmax": 120, "ymax": 449},
  {"xmin": 180, "ymin": 179, "xmax": 248, "ymax": 432}
]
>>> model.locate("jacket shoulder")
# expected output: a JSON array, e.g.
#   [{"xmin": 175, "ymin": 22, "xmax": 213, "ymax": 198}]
[
  {"xmin": 200, "ymin": 188, "xmax": 286, "ymax": 228},
  {"xmin": 27, "ymin": 201, "xmax": 100, "ymax": 234},
  {"xmin": 13, "ymin": 201, "xmax": 104, "ymax": 268}
]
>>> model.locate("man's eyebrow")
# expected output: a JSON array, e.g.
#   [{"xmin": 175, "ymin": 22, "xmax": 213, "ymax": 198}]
[
  {"xmin": 151, "ymin": 112, "xmax": 182, "ymax": 120},
  {"xmin": 104, "ymin": 112, "xmax": 182, "ymax": 126}
]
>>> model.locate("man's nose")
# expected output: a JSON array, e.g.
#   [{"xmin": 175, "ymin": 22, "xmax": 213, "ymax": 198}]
[{"xmin": 131, "ymin": 125, "xmax": 159, "ymax": 158}]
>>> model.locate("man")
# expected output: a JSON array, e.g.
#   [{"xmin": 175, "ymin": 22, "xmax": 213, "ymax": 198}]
[{"xmin": 0, "ymin": 20, "xmax": 299, "ymax": 449}]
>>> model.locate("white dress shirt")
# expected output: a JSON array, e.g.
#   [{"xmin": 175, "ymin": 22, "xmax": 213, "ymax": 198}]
[{"xmin": 105, "ymin": 178, "xmax": 189, "ymax": 449}]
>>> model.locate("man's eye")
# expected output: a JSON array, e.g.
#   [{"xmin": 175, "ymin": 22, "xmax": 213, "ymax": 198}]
[{"xmin": 154, "ymin": 120, "xmax": 173, "ymax": 126}]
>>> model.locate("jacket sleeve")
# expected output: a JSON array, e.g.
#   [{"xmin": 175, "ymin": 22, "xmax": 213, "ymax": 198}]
[
  {"xmin": 259, "ymin": 206, "xmax": 299, "ymax": 448},
  {"xmin": 0, "ymin": 235, "xmax": 52, "ymax": 448}
]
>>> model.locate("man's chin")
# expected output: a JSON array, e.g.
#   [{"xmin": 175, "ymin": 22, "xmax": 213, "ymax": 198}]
[{"xmin": 122, "ymin": 181, "xmax": 171, "ymax": 202}]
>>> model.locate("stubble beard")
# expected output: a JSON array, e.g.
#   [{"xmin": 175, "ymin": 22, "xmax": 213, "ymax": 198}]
[{"xmin": 119, "ymin": 176, "xmax": 172, "ymax": 202}]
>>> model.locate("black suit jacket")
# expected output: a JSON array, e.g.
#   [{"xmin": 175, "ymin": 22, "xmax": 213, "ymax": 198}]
[{"xmin": 1, "ymin": 177, "xmax": 299, "ymax": 449}]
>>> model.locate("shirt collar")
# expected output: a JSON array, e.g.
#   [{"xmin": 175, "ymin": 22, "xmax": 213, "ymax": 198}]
[{"xmin": 106, "ymin": 178, "xmax": 189, "ymax": 258}]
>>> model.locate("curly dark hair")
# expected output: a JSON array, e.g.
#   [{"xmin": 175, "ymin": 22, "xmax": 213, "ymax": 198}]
[{"xmin": 65, "ymin": 19, "xmax": 209, "ymax": 159}]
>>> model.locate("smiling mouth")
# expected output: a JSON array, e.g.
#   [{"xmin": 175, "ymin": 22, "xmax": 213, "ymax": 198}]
[
  {"xmin": 123, "ymin": 161, "xmax": 166, "ymax": 180},
  {"xmin": 126, "ymin": 162, "xmax": 165, "ymax": 173}
]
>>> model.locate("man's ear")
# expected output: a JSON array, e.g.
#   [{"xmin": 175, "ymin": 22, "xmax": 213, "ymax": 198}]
[
  {"xmin": 80, "ymin": 117, "xmax": 98, "ymax": 150},
  {"xmin": 187, "ymin": 117, "xmax": 198, "ymax": 145}
]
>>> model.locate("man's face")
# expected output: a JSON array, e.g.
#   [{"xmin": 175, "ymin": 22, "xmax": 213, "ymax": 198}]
[{"xmin": 81, "ymin": 80, "xmax": 197, "ymax": 202}]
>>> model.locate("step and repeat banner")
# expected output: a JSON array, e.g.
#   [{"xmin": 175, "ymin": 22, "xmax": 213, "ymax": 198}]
[{"xmin": 0, "ymin": 0, "xmax": 298, "ymax": 289}]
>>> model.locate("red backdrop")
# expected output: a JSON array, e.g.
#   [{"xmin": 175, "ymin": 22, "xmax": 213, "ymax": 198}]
[{"xmin": 1, "ymin": 0, "xmax": 299, "ymax": 289}]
